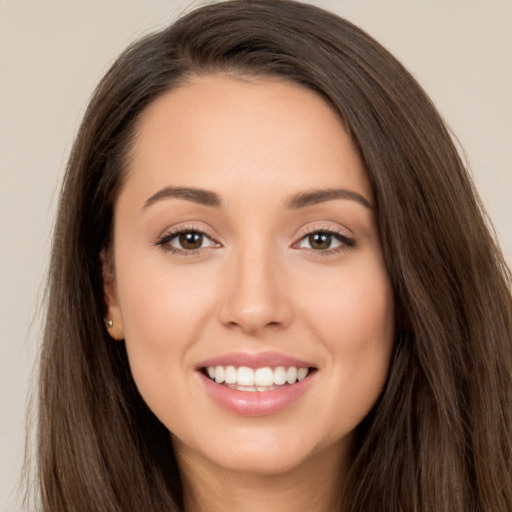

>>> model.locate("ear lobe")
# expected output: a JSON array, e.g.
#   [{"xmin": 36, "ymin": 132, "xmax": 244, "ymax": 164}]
[{"xmin": 100, "ymin": 250, "xmax": 125, "ymax": 340}]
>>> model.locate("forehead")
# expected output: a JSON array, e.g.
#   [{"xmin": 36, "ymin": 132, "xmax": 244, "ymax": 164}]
[{"xmin": 122, "ymin": 74, "xmax": 371, "ymax": 205}]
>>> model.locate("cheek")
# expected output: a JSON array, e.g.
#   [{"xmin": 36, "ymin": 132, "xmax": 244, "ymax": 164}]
[
  {"xmin": 113, "ymin": 248, "xmax": 219, "ymax": 419},
  {"xmin": 301, "ymin": 257, "xmax": 394, "ymax": 426},
  {"xmin": 304, "ymin": 255, "xmax": 394, "ymax": 349},
  {"xmin": 116, "ymin": 244, "xmax": 218, "ymax": 342}
]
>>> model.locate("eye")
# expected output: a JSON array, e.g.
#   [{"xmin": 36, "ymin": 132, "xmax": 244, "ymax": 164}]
[
  {"xmin": 158, "ymin": 229, "xmax": 218, "ymax": 253},
  {"xmin": 295, "ymin": 230, "xmax": 355, "ymax": 252}
]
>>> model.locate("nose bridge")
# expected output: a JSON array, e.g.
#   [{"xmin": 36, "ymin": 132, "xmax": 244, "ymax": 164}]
[{"xmin": 219, "ymin": 236, "xmax": 292, "ymax": 333}]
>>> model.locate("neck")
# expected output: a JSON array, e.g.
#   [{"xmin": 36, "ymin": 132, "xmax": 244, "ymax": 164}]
[{"xmin": 176, "ymin": 440, "xmax": 349, "ymax": 512}]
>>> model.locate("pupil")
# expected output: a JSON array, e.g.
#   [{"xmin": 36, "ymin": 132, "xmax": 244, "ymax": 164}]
[
  {"xmin": 309, "ymin": 233, "xmax": 331, "ymax": 249},
  {"xmin": 179, "ymin": 232, "xmax": 203, "ymax": 249}
]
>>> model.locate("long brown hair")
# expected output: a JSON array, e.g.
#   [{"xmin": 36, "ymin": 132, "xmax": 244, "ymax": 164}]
[{"xmin": 35, "ymin": 1, "xmax": 512, "ymax": 510}]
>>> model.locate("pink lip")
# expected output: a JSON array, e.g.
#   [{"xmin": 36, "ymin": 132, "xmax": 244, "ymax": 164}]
[
  {"xmin": 198, "ymin": 372, "xmax": 315, "ymax": 416},
  {"xmin": 195, "ymin": 351, "xmax": 317, "ymax": 417},
  {"xmin": 196, "ymin": 351, "xmax": 315, "ymax": 370}
]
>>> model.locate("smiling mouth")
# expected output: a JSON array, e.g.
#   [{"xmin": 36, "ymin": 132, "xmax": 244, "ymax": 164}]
[{"xmin": 201, "ymin": 365, "xmax": 316, "ymax": 392}]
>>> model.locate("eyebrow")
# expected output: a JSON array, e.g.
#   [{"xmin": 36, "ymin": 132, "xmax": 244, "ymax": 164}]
[
  {"xmin": 143, "ymin": 186, "xmax": 372, "ymax": 211},
  {"xmin": 286, "ymin": 188, "xmax": 373, "ymax": 210},
  {"xmin": 143, "ymin": 186, "xmax": 222, "ymax": 209}
]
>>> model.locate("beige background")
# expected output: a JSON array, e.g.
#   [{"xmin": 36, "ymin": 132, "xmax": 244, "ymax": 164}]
[{"xmin": 1, "ymin": 1, "xmax": 511, "ymax": 509}]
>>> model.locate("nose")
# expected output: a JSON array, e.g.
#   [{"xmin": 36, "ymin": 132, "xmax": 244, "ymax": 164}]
[{"xmin": 218, "ymin": 247, "xmax": 294, "ymax": 335}]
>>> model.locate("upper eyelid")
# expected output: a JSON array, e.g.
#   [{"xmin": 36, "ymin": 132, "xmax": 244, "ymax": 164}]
[
  {"xmin": 295, "ymin": 222, "xmax": 353, "ymax": 239},
  {"xmin": 157, "ymin": 223, "xmax": 218, "ymax": 242},
  {"xmin": 300, "ymin": 225, "xmax": 342, "ymax": 235}
]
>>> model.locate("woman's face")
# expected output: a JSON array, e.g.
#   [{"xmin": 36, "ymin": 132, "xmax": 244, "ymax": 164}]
[{"xmin": 105, "ymin": 75, "xmax": 395, "ymax": 476}]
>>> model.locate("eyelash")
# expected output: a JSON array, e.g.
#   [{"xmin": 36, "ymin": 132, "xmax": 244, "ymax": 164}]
[
  {"xmin": 155, "ymin": 225, "xmax": 356, "ymax": 256},
  {"xmin": 156, "ymin": 225, "xmax": 219, "ymax": 255},
  {"xmin": 294, "ymin": 226, "xmax": 356, "ymax": 256}
]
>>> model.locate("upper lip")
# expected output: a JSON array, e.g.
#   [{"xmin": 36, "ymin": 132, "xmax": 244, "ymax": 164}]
[{"xmin": 196, "ymin": 351, "xmax": 316, "ymax": 370}]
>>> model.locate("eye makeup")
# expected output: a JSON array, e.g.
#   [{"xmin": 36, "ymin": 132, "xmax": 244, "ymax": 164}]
[
  {"xmin": 155, "ymin": 224, "xmax": 220, "ymax": 255},
  {"xmin": 154, "ymin": 221, "xmax": 356, "ymax": 258}
]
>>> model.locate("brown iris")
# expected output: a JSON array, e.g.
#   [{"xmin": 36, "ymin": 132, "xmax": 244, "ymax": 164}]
[
  {"xmin": 179, "ymin": 232, "xmax": 204, "ymax": 250},
  {"xmin": 308, "ymin": 232, "xmax": 333, "ymax": 250}
]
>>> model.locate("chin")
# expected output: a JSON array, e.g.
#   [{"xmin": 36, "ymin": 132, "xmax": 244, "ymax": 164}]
[
  {"xmin": 175, "ymin": 422, "xmax": 345, "ymax": 478},
  {"xmin": 207, "ymin": 446, "xmax": 313, "ymax": 476}
]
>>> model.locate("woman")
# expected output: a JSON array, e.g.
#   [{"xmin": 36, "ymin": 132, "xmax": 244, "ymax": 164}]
[{"xmin": 36, "ymin": 0, "xmax": 512, "ymax": 510}]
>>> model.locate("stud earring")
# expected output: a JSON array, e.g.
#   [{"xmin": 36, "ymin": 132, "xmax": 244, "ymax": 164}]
[{"xmin": 105, "ymin": 319, "xmax": 113, "ymax": 329}]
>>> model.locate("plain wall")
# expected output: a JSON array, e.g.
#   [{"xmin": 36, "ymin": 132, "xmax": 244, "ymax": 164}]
[{"xmin": 1, "ymin": 1, "xmax": 511, "ymax": 509}]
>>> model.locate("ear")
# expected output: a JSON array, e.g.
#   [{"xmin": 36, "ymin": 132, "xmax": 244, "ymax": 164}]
[{"xmin": 100, "ymin": 250, "xmax": 125, "ymax": 340}]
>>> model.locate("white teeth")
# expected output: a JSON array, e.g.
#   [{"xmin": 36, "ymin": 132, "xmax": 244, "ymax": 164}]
[
  {"xmin": 214, "ymin": 365, "xmax": 225, "ymax": 383},
  {"xmin": 206, "ymin": 365, "xmax": 311, "ymax": 390},
  {"xmin": 237, "ymin": 367, "xmax": 255, "ymax": 386},
  {"xmin": 286, "ymin": 367, "xmax": 297, "ymax": 384},
  {"xmin": 224, "ymin": 365, "xmax": 237, "ymax": 384},
  {"xmin": 227, "ymin": 384, "xmax": 274, "ymax": 392},
  {"xmin": 297, "ymin": 367, "xmax": 308, "ymax": 381},
  {"xmin": 255, "ymin": 367, "xmax": 274, "ymax": 387},
  {"xmin": 274, "ymin": 366, "xmax": 287, "ymax": 385}
]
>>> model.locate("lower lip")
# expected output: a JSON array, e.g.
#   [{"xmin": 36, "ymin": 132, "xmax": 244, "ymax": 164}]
[{"xmin": 198, "ymin": 372, "xmax": 314, "ymax": 416}]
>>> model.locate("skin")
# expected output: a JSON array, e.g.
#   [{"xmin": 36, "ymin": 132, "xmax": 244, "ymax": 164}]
[{"xmin": 104, "ymin": 75, "xmax": 395, "ymax": 512}]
